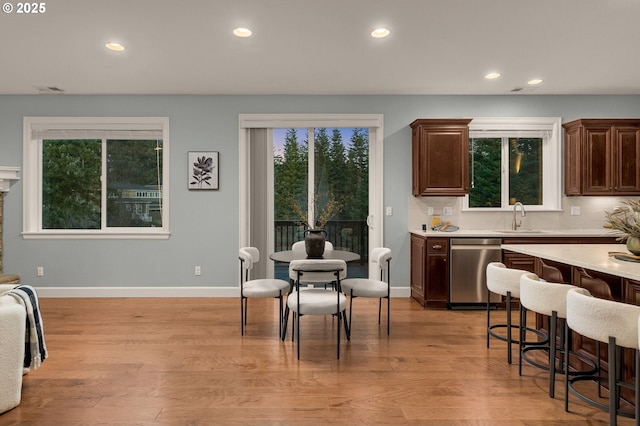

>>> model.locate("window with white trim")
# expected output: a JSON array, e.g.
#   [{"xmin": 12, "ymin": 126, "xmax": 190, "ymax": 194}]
[
  {"xmin": 463, "ymin": 117, "xmax": 562, "ymax": 211},
  {"xmin": 23, "ymin": 117, "xmax": 170, "ymax": 239}
]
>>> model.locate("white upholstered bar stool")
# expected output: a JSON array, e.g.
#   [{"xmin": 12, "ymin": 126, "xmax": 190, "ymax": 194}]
[
  {"xmin": 519, "ymin": 273, "xmax": 597, "ymax": 398},
  {"xmin": 486, "ymin": 262, "xmax": 544, "ymax": 364},
  {"xmin": 239, "ymin": 247, "xmax": 290, "ymax": 337},
  {"xmin": 565, "ymin": 288, "xmax": 640, "ymax": 425}
]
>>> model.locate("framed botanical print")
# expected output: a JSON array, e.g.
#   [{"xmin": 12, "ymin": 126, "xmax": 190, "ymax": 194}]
[{"xmin": 188, "ymin": 151, "xmax": 218, "ymax": 190}]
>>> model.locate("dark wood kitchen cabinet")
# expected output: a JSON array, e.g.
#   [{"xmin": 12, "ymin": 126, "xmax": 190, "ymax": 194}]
[
  {"xmin": 563, "ymin": 118, "xmax": 640, "ymax": 196},
  {"xmin": 410, "ymin": 234, "xmax": 449, "ymax": 308},
  {"xmin": 410, "ymin": 118, "xmax": 472, "ymax": 196}
]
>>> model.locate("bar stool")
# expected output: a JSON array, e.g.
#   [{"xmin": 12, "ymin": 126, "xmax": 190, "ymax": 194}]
[
  {"xmin": 518, "ymin": 273, "xmax": 597, "ymax": 398},
  {"xmin": 565, "ymin": 288, "xmax": 640, "ymax": 425},
  {"xmin": 486, "ymin": 262, "xmax": 545, "ymax": 364}
]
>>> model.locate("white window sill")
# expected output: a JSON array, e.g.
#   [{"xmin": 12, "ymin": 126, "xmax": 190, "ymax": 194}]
[{"xmin": 22, "ymin": 231, "xmax": 170, "ymax": 240}]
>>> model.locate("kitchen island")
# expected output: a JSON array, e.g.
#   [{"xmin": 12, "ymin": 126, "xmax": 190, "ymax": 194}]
[
  {"xmin": 501, "ymin": 243, "xmax": 639, "ymax": 405},
  {"xmin": 500, "ymin": 243, "xmax": 640, "ymax": 281}
]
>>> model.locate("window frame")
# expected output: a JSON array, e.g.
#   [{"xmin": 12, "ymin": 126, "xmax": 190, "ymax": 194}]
[
  {"xmin": 462, "ymin": 117, "xmax": 562, "ymax": 212},
  {"xmin": 23, "ymin": 116, "xmax": 170, "ymax": 240}
]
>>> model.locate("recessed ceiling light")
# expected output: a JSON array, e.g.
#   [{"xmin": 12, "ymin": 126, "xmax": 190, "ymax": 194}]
[
  {"xmin": 528, "ymin": 79, "xmax": 544, "ymax": 85},
  {"xmin": 371, "ymin": 28, "xmax": 390, "ymax": 38},
  {"xmin": 105, "ymin": 42, "xmax": 125, "ymax": 52},
  {"xmin": 485, "ymin": 72, "xmax": 502, "ymax": 79},
  {"xmin": 233, "ymin": 27, "xmax": 252, "ymax": 37}
]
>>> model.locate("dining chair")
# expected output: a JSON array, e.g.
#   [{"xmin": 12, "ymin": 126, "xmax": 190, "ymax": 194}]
[
  {"xmin": 340, "ymin": 247, "xmax": 392, "ymax": 335},
  {"xmin": 287, "ymin": 259, "xmax": 348, "ymax": 359},
  {"xmin": 565, "ymin": 287, "xmax": 640, "ymax": 425},
  {"xmin": 239, "ymin": 247, "xmax": 290, "ymax": 337},
  {"xmin": 291, "ymin": 240, "xmax": 334, "ymax": 289}
]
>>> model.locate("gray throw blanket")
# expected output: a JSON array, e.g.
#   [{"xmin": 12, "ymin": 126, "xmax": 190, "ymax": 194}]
[{"xmin": 6, "ymin": 285, "xmax": 47, "ymax": 372}]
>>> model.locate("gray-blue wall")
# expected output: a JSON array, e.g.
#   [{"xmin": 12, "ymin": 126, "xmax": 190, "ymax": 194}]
[{"xmin": 1, "ymin": 94, "xmax": 639, "ymax": 291}]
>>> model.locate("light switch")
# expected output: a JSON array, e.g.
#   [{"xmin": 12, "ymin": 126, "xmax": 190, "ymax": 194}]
[{"xmin": 570, "ymin": 206, "xmax": 581, "ymax": 216}]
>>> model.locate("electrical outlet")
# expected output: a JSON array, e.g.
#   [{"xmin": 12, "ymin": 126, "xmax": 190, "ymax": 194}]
[
  {"xmin": 37, "ymin": 267, "xmax": 44, "ymax": 277},
  {"xmin": 427, "ymin": 207, "xmax": 434, "ymax": 216},
  {"xmin": 570, "ymin": 206, "xmax": 581, "ymax": 216},
  {"xmin": 443, "ymin": 207, "xmax": 453, "ymax": 216},
  {"xmin": 386, "ymin": 206, "xmax": 393, "ymax": 216},
  {"xmin": 195, "ymin": 266, "xmax": 201, "ymax": 276}
]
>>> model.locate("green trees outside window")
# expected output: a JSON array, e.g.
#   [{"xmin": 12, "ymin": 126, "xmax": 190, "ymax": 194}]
[
  {"xmin": 42, "ymin": 139, "xmax": 163, "ymax": 229},
  {"xmin": 274, "ymin": 128, "xmax": 369, "ymax": 226},
  {"xmin": 469, "ymin": 137, "xmax": 542, "ymax": 208}
]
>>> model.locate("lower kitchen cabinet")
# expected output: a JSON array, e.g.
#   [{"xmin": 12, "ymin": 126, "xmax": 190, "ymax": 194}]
[
  {"xmin": 410, "ymin": 234, "xmax": 449, "ymax": 308},
  {"xmin": 410, "ymin": 234, "xmax": 619, "ymax": 309}
]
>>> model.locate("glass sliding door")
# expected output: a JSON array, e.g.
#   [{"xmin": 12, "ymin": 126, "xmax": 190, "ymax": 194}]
[{"xmin": 273, "ymin": 127, "xmax": 369, "ymax": 279}]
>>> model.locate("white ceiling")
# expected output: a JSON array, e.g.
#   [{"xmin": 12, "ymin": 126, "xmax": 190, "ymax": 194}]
[{"xmin": 2, "ymin": 0, "xmax": 640, "ymax": 95}]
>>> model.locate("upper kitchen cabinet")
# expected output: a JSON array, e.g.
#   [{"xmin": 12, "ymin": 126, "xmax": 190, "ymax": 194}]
[
  {"xmin": 411, "ymin": 118, "xmax": 472, "ymax": 196},
  {"xmin": 563, "ymin": 119, "xmax": 640, "ymax": 196}
]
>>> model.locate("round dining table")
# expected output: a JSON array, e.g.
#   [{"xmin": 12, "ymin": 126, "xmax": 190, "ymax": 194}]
[
  {"xmin": 269, "ymin": 249, "xmax": 360, "ymax": 263},
  {"xmin": 270, "ymin": 249, "xmax": 360, "ymax": 342}
]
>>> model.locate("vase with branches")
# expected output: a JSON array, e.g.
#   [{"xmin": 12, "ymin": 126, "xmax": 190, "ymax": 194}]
[{"xmin": 287, "ymin": 193, "xmax": 343, "ymax": 229}]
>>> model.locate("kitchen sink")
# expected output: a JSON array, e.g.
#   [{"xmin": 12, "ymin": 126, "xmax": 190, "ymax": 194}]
[{"xmin": 494, "ymin": 229, "xmax": 548, "ymax": 234}]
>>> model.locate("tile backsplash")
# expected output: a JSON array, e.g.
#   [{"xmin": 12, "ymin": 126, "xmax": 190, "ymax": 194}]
[{"xmin": 408, "ymin": 196, "xmax": 632, "ymax": 231}]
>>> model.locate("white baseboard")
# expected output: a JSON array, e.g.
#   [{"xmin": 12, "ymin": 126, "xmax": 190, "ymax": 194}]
[{"xmin": 33, "ymin": 286, "xmax": 412, "ymax": 298}]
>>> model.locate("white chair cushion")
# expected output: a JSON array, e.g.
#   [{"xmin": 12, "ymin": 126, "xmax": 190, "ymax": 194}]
[
  {"xmin": 0, "ymin": 295, "xmax": 26, "ymax": 414},
  {"xmin": 519, "ymin": 273, "xmax": 578, "ymax": 319},
  {"xmin": 287, "ymin": 289, "xmax": 346, "ymax": 315},
  {"xmin": 486, "ymin": 262, "xmax": 528, "ymax": 298},
  {"xmin": 242, "ymin": 279, "xmax": 289, "ymax": 298},
  {"xmin": 289, "ymin": 259, "xmax": 347, "ymax": 284},
  {"xmin": 567, "ymin": 287, "xmax": 640, "ymax": 349},
  {"xmin": 341, "ymin": 278, "xmax": 388, "ymax": 298}
]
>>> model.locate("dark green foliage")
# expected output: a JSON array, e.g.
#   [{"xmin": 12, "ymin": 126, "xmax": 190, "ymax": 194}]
[
  {"xmin": 42, "ymin": 140, "xmax": 102, "ymax": 229},
  {"xmin": 469, "ymin": 137, "xmax": 542, "ymax": 207},
  {"xmin": 274, "ymin": 128, "xmax": 369, "ymax": 223},
  {"xmin": 468, "ymin": 138, "xmax": 501, "ymax": 207},
  {"xmin": 508, "ymin": 138, "xmax": 542, "ymax": 205}
]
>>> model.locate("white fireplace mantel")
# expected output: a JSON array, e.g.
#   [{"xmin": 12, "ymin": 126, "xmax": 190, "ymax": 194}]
[{"xmin": 0, "ymin": 166, "xmax": 20, "ymax": 192}]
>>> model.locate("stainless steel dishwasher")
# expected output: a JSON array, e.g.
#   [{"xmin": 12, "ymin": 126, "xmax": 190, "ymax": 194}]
[{"xmin": 449, "ymin": 238, "xmax": 502, "ymax": 309}]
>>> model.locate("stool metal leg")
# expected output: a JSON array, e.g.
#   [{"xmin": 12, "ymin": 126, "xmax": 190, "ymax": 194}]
[
  {"xmin": 549, "ymin": 311, "xmax": 557, "ymax": 398},
  {"xmin": 635, "ymin": 348, "xmax": 639, "ymax": 424},
  {"xmin": 506, "ymin": 291, "xmax": 513, "ymax": 364},
  {"xmin": 564, "ymin": 320, "xmax": 570, "ymax": 413},
  {"xmin": 518, "ymin": 303, "xmax": 524, "ymax": 376},
  {"xmin": 486, "ymin": 287, "xmax": 491, "ymax": 348},
  {"xmin": 608, "ymin": 336, "xmax": 616, "ymax": 426}
]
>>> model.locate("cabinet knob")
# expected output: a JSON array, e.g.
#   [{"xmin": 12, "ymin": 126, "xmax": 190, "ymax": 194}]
[{"xmin": 432, "ymin": 244, "xmax": 442, "ymax": 250}]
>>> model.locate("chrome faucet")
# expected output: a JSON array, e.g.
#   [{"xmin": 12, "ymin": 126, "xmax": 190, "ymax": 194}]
[{"xmin": 512, "ymin": 202, "xmax": 526, "ymax": 231}]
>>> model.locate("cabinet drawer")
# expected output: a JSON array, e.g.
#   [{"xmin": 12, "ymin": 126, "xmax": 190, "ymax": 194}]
[{"xmin": 427, "ymin": 238, "xmax": 449, "ymax": 253}]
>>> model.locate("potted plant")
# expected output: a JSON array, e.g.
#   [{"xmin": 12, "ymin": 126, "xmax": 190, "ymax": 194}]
[{"xmin": 603, "ymin": 199, "xmax": 640, "ymax": 255}]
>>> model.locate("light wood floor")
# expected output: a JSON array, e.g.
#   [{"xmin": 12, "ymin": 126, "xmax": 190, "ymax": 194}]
[{"xmin": 0, "ymin": 297, "xmax": 635, "ymax": 425}]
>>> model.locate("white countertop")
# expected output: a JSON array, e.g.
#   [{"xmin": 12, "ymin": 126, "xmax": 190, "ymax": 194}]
[
  {"xmin": 501, "ymin": 243, "xmax": 640, "ymax": 281},
  {"xmin": 410, "ymin": 228, "xmax": 619, "ymax": 238}
]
